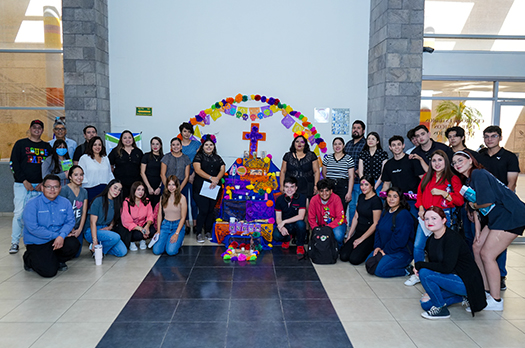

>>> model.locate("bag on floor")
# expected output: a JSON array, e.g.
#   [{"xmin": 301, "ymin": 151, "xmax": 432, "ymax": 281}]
[{"xmin": 308, "ymin": 226, "xmax": 338, "ymax": 264}]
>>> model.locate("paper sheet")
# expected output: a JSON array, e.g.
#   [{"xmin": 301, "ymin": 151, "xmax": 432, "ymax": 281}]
[{"xmin": 200, "ymin": 183, "xmax": 220, "ymax": 200}]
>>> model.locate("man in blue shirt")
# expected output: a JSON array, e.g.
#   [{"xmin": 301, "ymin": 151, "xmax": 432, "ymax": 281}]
[{"xmin": 22, "ymin": 174, "xmax": 80, "ymax": 277}]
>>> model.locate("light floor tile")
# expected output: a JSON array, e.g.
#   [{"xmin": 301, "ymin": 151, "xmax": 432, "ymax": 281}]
[
  {"xmin": 1, "ymin": 298, "xmax": 75, "ymax": 322},
  {"xmin": 30, "ymin": 280, "xmax": 95, "ymax": 300},
  {"xmin": 314, "ymin": 264, "xmax": 364, "ymax": 282},
  {"xmin": 322, "ymin": 280, "xmax": 377, "ymax": 299},
  {"xmin": 342, "ymin": 321, "xmax": 416, "ymax": 348},
  {"xmin": 500, "ymin": 297, "xmax": 525, "ymax": 320},
  {"xmin": 455, "ymin": 319, "xmax": 525, "ymax": 348},
  {"xmin": 331, "ymin": 298, "xmax": 394, "ymax": 321},
  {"xmin": 0, "ymin": 281, "xmax": 47, "ymax": 300},
  {"xmin": 80, "ymin": 281, "xmax": 142, "ymax": 300},
  {"xmin": 0, "ymin": 322, "xmax": 52, "ymax": 348},
  {"xmin": 6, "ymin": 269, "xmax": 60, "ymax": 282},
  {"xmin": 58, "ymin": 299, "xmax": 128, "ymax": 323},
  {"xmin": 355, "ymin": 267, "xmax": 408, "ymax": 282},
  {"xmin": 382, "ymin": 298, "xmax": 429, "ymax": 321},
  {"xmin": 96, "ymin": 265, "xmax": 151, "ymax": 282},
  {"xmin": 0, "ymin": 268, "xmax": 23, "ymax": 282},
  {"xmin": 398, "ymin": 320, "xmax": 479, "ymax": 348},
  {"xmin": 508, "ymin": 319, "xmax": 525, "ymax": 334},
  {"xmin": 30, "ymin": 322, "xmax": 112, "ymax": 348},
  {"xmin": 368, "ymin": 281, "xmax": 424, "ymax": 299},
  {"xmin": 0, "ymin": 299, "xmax": 24, "ymax": 319},
  {"xmin": 50, "ymin": 264, "xmax": 109, "ymax": 282}
]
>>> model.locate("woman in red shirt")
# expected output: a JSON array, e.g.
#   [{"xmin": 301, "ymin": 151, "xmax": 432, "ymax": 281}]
[{"xmin": 405, "ymin": 150, "xmax": 464, "ymax": 286}]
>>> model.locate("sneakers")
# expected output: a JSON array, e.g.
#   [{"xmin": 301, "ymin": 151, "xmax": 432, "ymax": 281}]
[
  {"xmin": 484, "ymin": 294, "xmax": 504, "ymax": 311},
  {"xmin": 404, "ymin": 274, "xmax": 420, "ymax": 286},
  {"xmin": 501, "ymin": 276, "xmax": 507, "ymax": 291},
  {"xmin": 197, "ymin": 234, "xmax": 205, "ymax": 243},
  {"xmin": 281, "ymin": 241, "xmax": 290, "ymax": 249},
  {"xmin": 9, "ymin": 244, "xmax": 19, "ymax": 254},
  {"xmin": 129, "ymin": 242, "xmax": 138, "ymax": 251},
  {"xmin": 297, "ymin": 246, "xmax": 305, "ymax": 255},
  {"xmin": 421, "ymin": 306, "xmax": 450, "ymax": 320},
  {"xmin": 139, "ymin": 240, "xmax": 147, "ymax": 250},
  {"xmin": 24, "ymin": 263, "xmax": 32, "ymax": 272},
  {"xmin": 58, "ymin": 262, "xmax": 68, "ymax": 272},
  {"xmin": 205, "ymin": 232, "xmax": 212, "ymax": 241}
]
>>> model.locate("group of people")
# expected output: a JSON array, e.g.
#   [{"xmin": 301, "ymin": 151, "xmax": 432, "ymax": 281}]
[{"xmin": 9, "ymin": 117, "xmax": 525, "ymax": 321}]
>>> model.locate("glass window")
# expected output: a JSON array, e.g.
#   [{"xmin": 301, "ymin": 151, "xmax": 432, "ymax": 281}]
[
  {"xmin": 498, "ymin": 82, "xmax": 525, "ymax": 99},
  {"xmin": 422, "ymin": 80, "xmax": 493, "ymax": 98}
]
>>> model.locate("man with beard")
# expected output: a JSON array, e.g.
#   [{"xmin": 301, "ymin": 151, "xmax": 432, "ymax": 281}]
[{"xmin": 343, "ymin": 120, "xmax": 366, "ymax": 222}]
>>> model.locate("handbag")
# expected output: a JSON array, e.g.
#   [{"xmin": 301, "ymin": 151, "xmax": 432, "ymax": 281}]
[{"xmin": 365, "ymin": 252, "xmax": 383, "ymax": 275}]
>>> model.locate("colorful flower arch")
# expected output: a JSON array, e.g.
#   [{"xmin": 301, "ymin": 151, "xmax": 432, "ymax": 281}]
[{"xmin": 186, "ymin": 93, "xmax": 328, "ymax": 154}]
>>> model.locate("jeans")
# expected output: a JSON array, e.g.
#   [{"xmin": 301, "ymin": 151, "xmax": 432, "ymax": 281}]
[
  {"xmin": 84, "ymin": 226, "xmax": 127, "ymax": 257},
  {"xmin": 347, "ymin": 183, "xmax": 361, "ymax": 226},
  {"xmin": 419, "ymin": 268, "xmax": 466, "ymax": 309},
  {"xmin": 182, "ymin": 183, "xmax": 198, "ymax": 223},
  {"xmin": 332, "ymin": 224, "xmax": 346, "ymax": 248},
  {"xmin": 367, "ymin": 251, "xmax": 412, "ymax": 278},
  {"xmin": 413, "ymin": 208, "xmax": 453, "ymax": 263},
  {"xmin": 273, "ymin": 220, "xmax": 307, "ymax": 246},
  {"xmin": 153, "ymin": 219, "xmax": 185, "ymax": 256},
  {"xmin": 12, "ymin": 182, "xmax": 41, "ymax": 245}
]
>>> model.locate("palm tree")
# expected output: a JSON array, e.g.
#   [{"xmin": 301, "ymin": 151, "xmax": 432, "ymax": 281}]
[{"xmin": 432, "ymin": 100, "xmax": 482, "ymax": 137}]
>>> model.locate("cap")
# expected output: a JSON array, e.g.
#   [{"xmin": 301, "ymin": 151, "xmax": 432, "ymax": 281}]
[{"xmin": 30, "ymin": 120, "xmax": 44, "ymax": 129}]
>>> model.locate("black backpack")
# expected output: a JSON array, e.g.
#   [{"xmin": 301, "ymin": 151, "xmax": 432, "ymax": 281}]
[{"xmin": 308, "ymin": 226, "xmax": 338, "ymax": 264}]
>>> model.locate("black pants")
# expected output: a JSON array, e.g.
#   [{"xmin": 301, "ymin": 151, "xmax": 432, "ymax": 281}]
[
  {"xmin": 23, "ymin": 237, "xmax": 80, "ymax": 278},
  {"xmin": 339, "ymin": 223, "xmax": 375, "ymax": 265},
  {"xmin": 332, "ymin": 178, "xmax": 349, "ymax": 213},
  {"xmin": 193, "ymin": 193, "xmax": 217, "ymax": 235},
  {"xmin": 116, "ymin": 224, "xmax": 146, "ymax": 248}
]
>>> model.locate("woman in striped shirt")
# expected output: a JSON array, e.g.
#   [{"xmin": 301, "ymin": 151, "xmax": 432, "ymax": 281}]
[{"xmin": 322, "ymin": 137, "xmax": 355, "ymax": 212}]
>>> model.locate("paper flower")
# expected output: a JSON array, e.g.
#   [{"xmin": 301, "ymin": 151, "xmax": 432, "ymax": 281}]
[{"xmin": 266, "ymin": 200, "xmax": 274, "ymax": 207}]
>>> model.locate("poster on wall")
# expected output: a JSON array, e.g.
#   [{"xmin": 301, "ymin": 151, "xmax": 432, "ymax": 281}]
[{"xmin": 331, "ymin": 108, "xmax": 350, "ymax": 135}]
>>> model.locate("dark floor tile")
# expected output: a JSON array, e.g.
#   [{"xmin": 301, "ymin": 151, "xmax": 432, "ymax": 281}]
[
  {"xmin": 198, "ymin": 246, "xmax": 227, "ymax": 255},
  {"xmin": 282, "ymin": 299, "xmax": 339, "ymax": 321},
  {"xmin": 272, "ymin": 254, "xmax": 313, "ymax": 267},
  {"xmin": 226, "ymin": 321, "xmax": 289, "ymax": 348},
  {"xmin": 194, "ymin": 255, "xmax": 237, "ymax": 267},
  {"xmin": 287, "ymin": 321, "xmax": 353, "ymax": 348},
  {"xmin": 181, "ymin": 281, "xmax": 232, "ymax": 299},
  {"xmin": 97, "ymin": 322, "xmax": 168, "ymax": 348},
  {"xmin": 132, "ymin": 281, "xmax": 185, "ymax": 299},
  {"xmin": 172, "ymin": 299, "xmax": 229, "ymax": 322},
  {"xmin": 275, "ymin": 267, "xmax": 320, "ymax": 281},
  {"xmin": 175, "ymin": 245, "xmax": 202, "ymax": 257},
  {"xmin": 231, "ymin": 281, "xmax": 279, "ymax": 299},
  {"xmin": 278, "ymin": 281, "xmax": 328, "ymax": 299},
  {"xmin": 115, "ymin": 299, "xmax": 178, "ymax": 322},
  {"xmin": 162, "ymin": 322, "xmax": 227, "ymax": 348},
  {"xmin": 154, "ymin": 255, "xmax": 197, "ymax": 268},
  {"xmin": 144, "ymin": 266, "xmax": 192, "ymax": 282},
  {"xmin": 189, "ymin": 267, "xmax": 233, "ymax": 282},
  {"xmin": 233, "ymin": 267, "xmax": 276, "ymax": 282},
  {"xmin": 229, "ymin": 299, "xmax": 284, "ymax": 322}
]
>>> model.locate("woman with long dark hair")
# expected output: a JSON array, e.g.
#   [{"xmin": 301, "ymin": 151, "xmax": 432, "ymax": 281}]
[
  {"xmin": 85, "ymin": 179, "xmax": 127, "ymax": 257},
  {"xmin": 405, "ymin": 149, "xmax": 464, "ymax": 286},
  {"xmin": 78, "ymin": 136, "xmax": 114, "ymax": 203},
  {"xmin": 152, "ymin": 175, "xmax": 187, "ymax": 255},
  {"xmin": 280, "ymin": 135, "xmax": 320, "ymax": 199},
  {"xmin": 121, "ymin": 181, "xmax": 154, "ymax": 251},
  {"xmin": 108, "ymin": 130, "xmax": 144, "ymax": 199},
  {"xmin": 322, "ymin": 137, "xmax": 355, "ymax": 212},
  {"xmin": 452, "ymin": 151, "xmax": 525, "ymax": 311},
  {"xmin": 192, "ymin": 134, "xmax": 225, "ymax": 243},
  {"xmin": 140, "ymin": 136, "xmax": 163, "ymax": 207},
  {"xmin": 161, "ymin": 137, "xmax": 190, "ymax": 197},
  {"xmin": 358, "ymin": 132, "xmax": 389, "ymax": 193},
  {"xmin": 42, "ymin": 139, "xmax": 70, "ymax": 186}
]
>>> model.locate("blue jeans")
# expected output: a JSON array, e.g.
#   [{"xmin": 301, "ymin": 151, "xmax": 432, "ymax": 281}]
[
  {"xmin": 273, "ymin": 220, "xmax": 307, "ymax": 246},
  {"xmin": 367, "ymin": 251, "xmax": 412, "ymax": 278},
  {"xmin": 414, "ymin": 208, "xmax": 453, "ymax": 263},
  {"xmin": 153, "ymin": 220, "xmax": 185, "ymax": 255},
  {"xmin": 347, "ymin": 183, "xmax": 361, "ymax": 225},
  {"xmin": 84, "ymin": 226, "xmax": 127, "ymax": 257},
  {"xmin": 332, "ymin": 225, "xmax": 346, "ymax": 248},
  {"xmin": 182, "ymin": 183, "xmax": 198, "ymax": 223},
  {"xmin": 419, "ymin": 268, "xmax": 466, "ymax": 309},
  {"xmin": 12, "ymin": 182, "xmax": 41, "ymax": 245}
]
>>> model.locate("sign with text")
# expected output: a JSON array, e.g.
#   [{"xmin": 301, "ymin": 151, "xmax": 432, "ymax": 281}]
[{"xmin": 136, "ymin": 107, "xmax": 152, "ymax": 116}]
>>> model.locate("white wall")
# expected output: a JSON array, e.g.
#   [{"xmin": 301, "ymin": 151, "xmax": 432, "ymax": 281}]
[{"xmin": 108, "ymin": 0, "xmax": 371, "ymax": 167}]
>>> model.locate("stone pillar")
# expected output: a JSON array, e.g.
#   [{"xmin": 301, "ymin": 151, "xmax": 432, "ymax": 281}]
[
  {"xmin": 62, "ymin": 0, "xmax": 110, "ymax": 143},
  {"xmin": 367, "ymin": 0, "xmax": 424, "ymax": 146}
]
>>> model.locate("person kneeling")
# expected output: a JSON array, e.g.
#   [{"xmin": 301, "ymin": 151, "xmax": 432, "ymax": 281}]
[
  {"xmin": 365, "ymin": 187, "xmax": 414, "ymax": 278},
  {"xmin": 23, "ymin": 174, "xmax": 80, "ymax": 277},
  {"xmin": 416, "ymin": 207, "xmax": 486, "ymax": 319},
  {"xmin": 273, "ymin": 177, "xmax": 307, "ymax": 256},
  {"xmin": 308, "ymin": 179, "xmax": 347, "ymax": 247}
]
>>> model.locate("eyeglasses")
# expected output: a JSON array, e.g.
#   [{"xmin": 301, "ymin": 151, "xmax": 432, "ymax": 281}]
[
  {"xmin": 43, "ymin": 185, "xmax": 60, "ymax": 190},
  {"xmin": 451, "ymin": 158, "xmax": 465, "ymax": 166},
  {"xmin": 484, "ymin": 134, "xmax": 499, "ymax": 139},
  {"xmin": 54, "ymin": 127, "xmax": 66, "ymax": 132}
]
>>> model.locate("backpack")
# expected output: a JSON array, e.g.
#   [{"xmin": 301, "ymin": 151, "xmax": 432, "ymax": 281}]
[{"xmin": 308, "ymin": 226, "xmax": 338, "ymax": 264}]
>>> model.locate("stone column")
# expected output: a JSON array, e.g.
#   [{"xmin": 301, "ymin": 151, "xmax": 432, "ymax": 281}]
[
  {"xmin": 367, "ymin": 0, "xmax": 424, "ymax": 146},
  {"xmin": 62, "ymin": 0, "xmax": 110, "ymax": 143}
]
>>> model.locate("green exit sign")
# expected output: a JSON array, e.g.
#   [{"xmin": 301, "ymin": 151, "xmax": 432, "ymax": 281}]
[{"xmin": 136, "ymin": 107, "xmax": 152, "ymax": 116}]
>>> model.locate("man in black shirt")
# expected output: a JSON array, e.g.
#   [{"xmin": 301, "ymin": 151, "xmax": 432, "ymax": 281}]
[
  {"xmin": 273, "ymin": 177, "xmax": 307, "ymax": 257},
  {"xmin": 382, "ymin": 135, "xmax": 425, "ymax": 217},
  {"xmin": 445, "ymin": 126, "xmax": 480, "ymax": 161},
  {"xmin": 72, "ymin": 125, "xmax": 98, "ymax": 164},
  {"xmin": 343, "ymin": 120, "xmax": 366, "ymax": 222},
  {"xmin": 410, "ymin": 125, "xmax": 453, "ymax": 164},
  {"xmin": 9, "ymin": 120, "xmax": 52, "ymax": 254}
]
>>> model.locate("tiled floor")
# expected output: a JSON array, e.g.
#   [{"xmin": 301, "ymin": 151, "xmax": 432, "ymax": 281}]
[{"xmin": 1, "ymin": 175, "xmax": 525, "ymax": 347}]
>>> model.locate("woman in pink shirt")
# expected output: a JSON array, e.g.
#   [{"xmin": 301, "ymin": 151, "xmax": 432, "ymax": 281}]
[{"xmin": 120, "ymin": 181, "xmax": 154, "ymax": 251}]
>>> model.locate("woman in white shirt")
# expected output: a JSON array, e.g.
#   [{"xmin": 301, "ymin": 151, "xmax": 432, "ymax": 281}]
[{"xmin": 78, "ymin": 136, "xmax": 114, "ymax": 203}]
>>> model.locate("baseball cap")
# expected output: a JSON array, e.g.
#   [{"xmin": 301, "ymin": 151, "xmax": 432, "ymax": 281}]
[{"xmin": 30, "ymin": 120, "xmax": 44, "ymax": 129}]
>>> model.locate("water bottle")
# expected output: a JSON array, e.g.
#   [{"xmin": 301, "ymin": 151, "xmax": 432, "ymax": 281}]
[{"xmin": 94, "ymin": 244, "xmax": 103, "ymax": 266}]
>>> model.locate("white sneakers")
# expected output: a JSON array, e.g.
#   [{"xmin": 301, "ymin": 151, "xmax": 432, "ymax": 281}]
[
  {"xmin": 404, "ymin": 274, "xmax": 420, "ymax": 286},
  {"xmin": 130, "ymin": 241, "xmax": 147, "ymax": 251},
  {"xmin": 139, "ymin": 240, "xmax": 147, "ymax": 250},
  {"xmin": 129, "ymin": 242, "xmax": 138, "ymax": 251},
  {"xmin": 484, "ymin": 294, "xmax": 504, "ymax": 311}
]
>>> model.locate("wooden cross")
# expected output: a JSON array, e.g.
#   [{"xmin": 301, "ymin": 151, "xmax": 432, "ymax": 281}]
[{"xmin": 243, "ymin": 123, "xmax": 266, "ymax": 158}]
